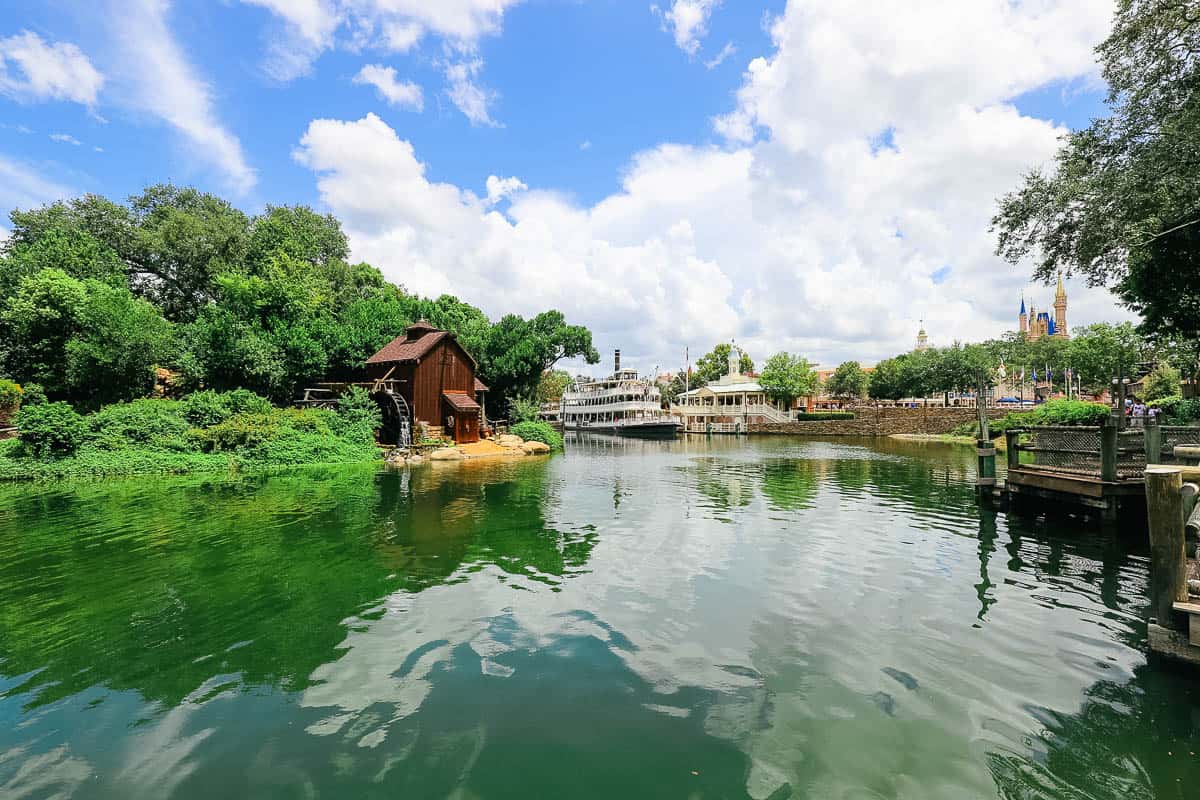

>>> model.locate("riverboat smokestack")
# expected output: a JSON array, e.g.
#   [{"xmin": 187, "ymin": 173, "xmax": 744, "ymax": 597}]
[{"xmin": 614, "ymin": 349, "xmax": 621, "ymax": 374}]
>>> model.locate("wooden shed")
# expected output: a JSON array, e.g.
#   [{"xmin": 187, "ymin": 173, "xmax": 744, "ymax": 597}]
[{"xmin": 366, "ymin": 320, "xmax": 482, "ymax": 444}]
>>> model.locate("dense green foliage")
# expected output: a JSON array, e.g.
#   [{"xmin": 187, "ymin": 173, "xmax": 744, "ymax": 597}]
[
  {"xmin": 759, "ymin": 352, "xmax": 819, "ymax": 407},
  {"xmin": 824, "ymin": 361, "xmax": 868, "ymax": 400},
  {"xmin": 0, "ymin": 379, "xmax": 22, "ymax": 410},
  {"xmin": 537, "ymin": 369, "xmax": 572, "ymax": 404},
  {"xmin": 694, "ymin": 343, "xmax": 753, "ymax": 383},
  {"xmin": 510, "ymin": 420, "xmax": 565, "ymax": 451},
  {"xmin": 16, "ymin": 402, "xmax": 89, "ymax": 457},
  {"xmin": 507, "ymin": 396, "xmax": 541, "ymax": 424},
  {"xmin": 0, "ymin": 390, "xmax": 380, "ymax": 481},
  {"xmin": 0, "ymin": 184, "xmax": 597, "ymax": 411},
  {"xmin": 993, "ymin": 1, "xmax": 1200, "ymax": 345},
  {"xmin": 1142, "ymin": 361, "xmax": 1182, "ymax": 400},
  {"xmin": 1143, "ymin": 395, "xmax": 1200, "ymax": 424},
  {"xmin": 869, "ymin": 344, "xmax": 991, "ymax": 401}
]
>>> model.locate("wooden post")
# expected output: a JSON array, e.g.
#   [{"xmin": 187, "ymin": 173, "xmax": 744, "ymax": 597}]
[
  {"xmin": 1146, "ymin": 466, "xmax": 1187, "ymax": 629},
  {"xmin": 1144, "ymin": 415, "xmax": 1162, "ymax": 466},
  {"xmin": 976, "ymin": 440, "xmax": 996, "ymax": 491},
  {"xmin": 1005, "ymin": 429, "xmax": 1021, "ymax": 469},
  {"xmin": 1100, "ymin": 417, "xmax": 1118, "ymax": 482}
]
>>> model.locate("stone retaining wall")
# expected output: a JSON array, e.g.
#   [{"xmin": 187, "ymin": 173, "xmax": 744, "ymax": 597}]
[{"xmin": 749, "ymin": 407, "xmax": 1018, "ymax": 437}]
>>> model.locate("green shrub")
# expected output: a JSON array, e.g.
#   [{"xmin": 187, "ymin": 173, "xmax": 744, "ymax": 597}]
[
  {"xmin": 510, "ymin": 420, "xmax": 564, "ymax": 450},
  {"xmin": 1163, "ymin": 398, "xmax": 1200, "ymax": 425},
  {"xmin": 508, "ymin": 397, "xmax": 540, "ymax": 424},
  {"xmin": 17, "ymin": 402, "xmax": 89, "ymax": 457},
  {"xmin": 794, "ymin": 412, "xmax": 855, "ymax": 421},
  {"xmin": 89, "ymin": 399, "xmax": 192, "ymax": 450},
  {"xmin": 334, "ymin": 386, "xmax": 382, "ymax": 439},
  {"xmin": 0, "ymin": 379, "xmax": 23, "ymax": 410},
  {"xmin": 223, "ymin": 389, "xmax": 273, "ymax": 417},
  {"xmin": 19, "ymin": 383, "xmax": 47, "ymax": 407},
  {"xmin": 181, "ymin": 390, "xmax": 234, "ymax": 427},
  {"xmin": 997, "ymin": 399, "xmax": 1111, "ymax": 431}
]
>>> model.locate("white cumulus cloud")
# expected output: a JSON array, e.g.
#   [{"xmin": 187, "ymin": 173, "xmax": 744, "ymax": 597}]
[
  {"xmin": 655, "ymin": 0, "xmax": 720, "ymax": 56},
  {"xmin": 49, "ymin": 133, "xmax": 82, "ymax": 146},
  {"xmin": 0, "ymin": 31, "xmax": 104, "ymax": 106},
  {"xmin": 295, "ymin": 1, "xmax": 1132, "ymax": 375},
  {"xmin": 353, "ymin": 64, "xmax": 423, "ymax": 110},
  {"xmin": 485, "ymin": 175, "xmax": 527, "ymax": 205}
]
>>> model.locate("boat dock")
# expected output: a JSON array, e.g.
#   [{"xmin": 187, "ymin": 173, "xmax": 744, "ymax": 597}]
[{"xmin": 980, "ymin": 419, "xmax": 1200, "ymax": 521}]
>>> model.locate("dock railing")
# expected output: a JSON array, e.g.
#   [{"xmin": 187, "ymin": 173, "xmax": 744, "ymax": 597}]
[{"xmin": 1004, "ymin": 417, "xmax": 1198, "ymax": 482}]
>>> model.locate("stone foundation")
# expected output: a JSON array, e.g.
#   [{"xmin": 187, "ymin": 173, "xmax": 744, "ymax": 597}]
[{"xmin": 748, "ymin": 406, "xmax": 1019, "ymax": 437}]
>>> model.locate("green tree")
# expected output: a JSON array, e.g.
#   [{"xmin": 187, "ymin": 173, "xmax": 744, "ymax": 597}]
[
  {"xmin": 246, "ymin": 205, "xmax": 349, "ymax": 269},
  {"xmin": 0, "ymin": 269, "xmax": 88, "ymax": 395},
  {"xmin": 1143, "ymin": 360, "xmax": 1182, "ymax": 400},
  {"xmin": 869, "ymin": 357, "xmax": 905, "ymax": 401},
  {"xmin": 537, "ymin": 369, "xmax": 572, "ymax": 404},
  {"xmin": 1068, "ymin": 322, "xmax": 1146, "ymax": 393},
  {"xmin": 758, "ymin": 352, "xmax": 818, "ymax": 409},
  {"xmin": 993, "ymin": 0, "xmax": 1200, "ymax": 339},
  {"xmin": 480, "ymin": 311, "xmax": 599, "ymax": 407},
  {"xmin": 694, "ymin": 343, "xmax": 754, "ymax": 383},
  {"xmin": 825, "ymin": 360, "xmax": 868, "ymax": 400}
]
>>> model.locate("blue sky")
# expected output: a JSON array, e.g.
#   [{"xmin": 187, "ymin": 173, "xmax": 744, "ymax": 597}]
[{"xmin": 0, "ymin": 1, "xmax": 1126, "ymax": 370}]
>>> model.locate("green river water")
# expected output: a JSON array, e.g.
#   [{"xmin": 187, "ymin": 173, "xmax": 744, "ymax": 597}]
[{"xmin": 2, "ymin": 435, "xmax": 1199, "ymax": 799}]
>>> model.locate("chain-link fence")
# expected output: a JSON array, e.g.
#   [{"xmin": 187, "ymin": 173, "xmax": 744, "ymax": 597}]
[
  {"xmin": 1021, "ymin": 426, "xmax": 1103, "ymax": 477},
  {"xmin": 1014, "ymin": 423, "xmax": 1200, "ymax": 480}
]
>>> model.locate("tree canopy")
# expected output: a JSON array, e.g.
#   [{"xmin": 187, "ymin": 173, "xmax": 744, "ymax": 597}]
[
  {"xmin": 993, "ymin": 0, "xmax": 1200, "ymax": 342},
  {"xmin": 694, "ymin": 343, "xmax": 753, "ymax": 383},
  {"xmin": 824, "ymin": 361, "xmax": 869, "ymax": 400},
  {"xmin": 0, "ymin": 184, "xmax": 598, "ymax": 410},
  {"xmin": 759, "ymin": 353, "xmax": 819, "ymax": 408}
]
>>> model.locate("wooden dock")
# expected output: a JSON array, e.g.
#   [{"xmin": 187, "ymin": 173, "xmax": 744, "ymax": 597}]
[
  {"xmin": 982, "ymin": 420, "xmax": 1160, "ymax": 520},
  {"xmin": 1144, "ymin": 465, "xmax": 1200, "ymax": 667}
]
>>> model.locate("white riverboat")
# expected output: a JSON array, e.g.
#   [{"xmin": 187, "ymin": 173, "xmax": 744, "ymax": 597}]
[{"xmin": 561, "ymin": 351, "xmax": 682, "ymax": 438}]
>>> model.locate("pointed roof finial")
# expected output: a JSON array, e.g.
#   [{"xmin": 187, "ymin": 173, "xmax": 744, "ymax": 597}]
[
  {"xmin": 1020, "ymin": 296, "xmax": 1026, "ymax": 315},
  {"xmin": 1055, "ymin": 270, "xmax": 1066, "ymax": 300}
]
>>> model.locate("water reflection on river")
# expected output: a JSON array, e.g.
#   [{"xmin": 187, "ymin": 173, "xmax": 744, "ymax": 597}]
[{"xmin": 1, "ymin": 435, "xmax": 1198, "ymax": 798}]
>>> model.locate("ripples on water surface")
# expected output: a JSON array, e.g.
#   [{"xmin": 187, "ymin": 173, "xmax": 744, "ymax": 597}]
[{"xmin": 2, "ymin": 435, "xmax": 1199, "ymax": 798}]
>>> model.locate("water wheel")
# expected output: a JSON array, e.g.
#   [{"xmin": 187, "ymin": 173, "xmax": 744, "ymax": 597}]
[{"xmin": 376, "ymin": 390, "xmax": 412, "ymax": 448}]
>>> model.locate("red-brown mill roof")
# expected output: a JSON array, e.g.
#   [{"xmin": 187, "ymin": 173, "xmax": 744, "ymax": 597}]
[
  {"xmin": 442, "ymin": 391, "xmax": 481, "ymax": 411},
  {"xmin": 365, "ymin": 330, "xmax": 450, "ymax": 365},
  {"xmin": 474, "ymin": 378, "xmax": 489, "ymax": 393}
]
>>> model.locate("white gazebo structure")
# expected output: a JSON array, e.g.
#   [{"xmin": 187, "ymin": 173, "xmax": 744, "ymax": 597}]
[{"xmin": 672, "ymin": 348, "xmax": 795, "ymax": 433}]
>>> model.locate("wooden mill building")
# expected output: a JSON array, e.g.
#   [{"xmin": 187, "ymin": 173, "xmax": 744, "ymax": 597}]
[{"xmin": 366, "ymin": 320, "xmax": 485, "ymax": 444}]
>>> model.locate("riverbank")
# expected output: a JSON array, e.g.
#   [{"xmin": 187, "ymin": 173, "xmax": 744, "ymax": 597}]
[
  {"xmin": 890, "ymin": 432, "xmax": 1009, "ymax": 450},
  {"xmin": 0, "ymin": 391, "xmax": 382, "ymax": 482}
]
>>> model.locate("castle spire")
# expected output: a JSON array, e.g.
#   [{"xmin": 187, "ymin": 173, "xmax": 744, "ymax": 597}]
[{"xmin": 1053, "ymin": 270, "xmax": 1068, "ymax": 338}]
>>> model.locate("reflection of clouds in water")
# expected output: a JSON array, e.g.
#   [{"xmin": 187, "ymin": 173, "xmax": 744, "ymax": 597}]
[
  {"xmin": 115, "ymin": 677, "xmax": 224, "ymax": 799},
  {"xmin": 0, "ymin": 744, "xmax": 91, "ymax": 799},
  {"xmin": 299, "ymin": 441, "xmax": 1157, "ymax": 799}
]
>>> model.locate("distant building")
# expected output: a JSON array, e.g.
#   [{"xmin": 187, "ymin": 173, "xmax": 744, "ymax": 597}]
[
  {"xmin": 916, "ymin": 322, "xmax": 930, "ymax": 351},
  {"xmin": 1019, "ymin": 272, "xmax": 1069, "ymax": 340},
  {"xmin": 672, "ymin": 345, "xmax": 795, "ymax": 432}
]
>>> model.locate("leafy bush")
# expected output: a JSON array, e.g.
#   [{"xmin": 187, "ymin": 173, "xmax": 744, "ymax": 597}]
[
  {"xmin": 222, "ymin": 389, "xmax": 273, "ymax": 416},
  {"xmin": 508, "ymin": 396, "xmax": 541, "ymax": 424},
  {"xmin": 17, "ymin": 401, "xmax": 89, "ymax": 457},
  {"xmin": 1156, "ymin": 397, "xmax": 1200, "ymax": 425},
  {"xmin": 0, "ymin": 379, "xmax": 23, "ymax": 410},
  {"xmin": 794, "ymin": 412, "xmax": 855, "ymax": 421},
  {"xmin": 334, "ymin": 386, "xmax": 382, "ymax": 439},
  {"xmin": 19, "ymin": 383, "xmax": 47, "ymax": 407},
  {"xmin": 89, "ymin": 399, "xmax": 192, "ymax": 450},
  {"xmin": 181, "ymin": 390, "xmax": 234, "ymax": 427},
  {"xmin": 996, "ymin": 399, "xmax": 1111, "ymax": 431},
  {"xmin": 510, "ymin": 420, "xmax": 564, "ymax": 450}
]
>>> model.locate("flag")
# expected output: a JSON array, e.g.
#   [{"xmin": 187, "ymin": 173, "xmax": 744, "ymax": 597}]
[
  {"xmin": 1021, "ymin": 367, "xmax": 1026, "ymax": 381},
  {"xmin": 1032, "ymin": 368, "xmax": 1039, "ymax": 382},
  {"xmin": 1046, "ymin": 366, "xmax": 1053, "ymax": 383}
]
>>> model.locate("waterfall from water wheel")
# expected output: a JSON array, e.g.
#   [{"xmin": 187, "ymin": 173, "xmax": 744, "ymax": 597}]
[{"xmin": 376, "ymin": 390, "xmax": 412, "ymax": 449}]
